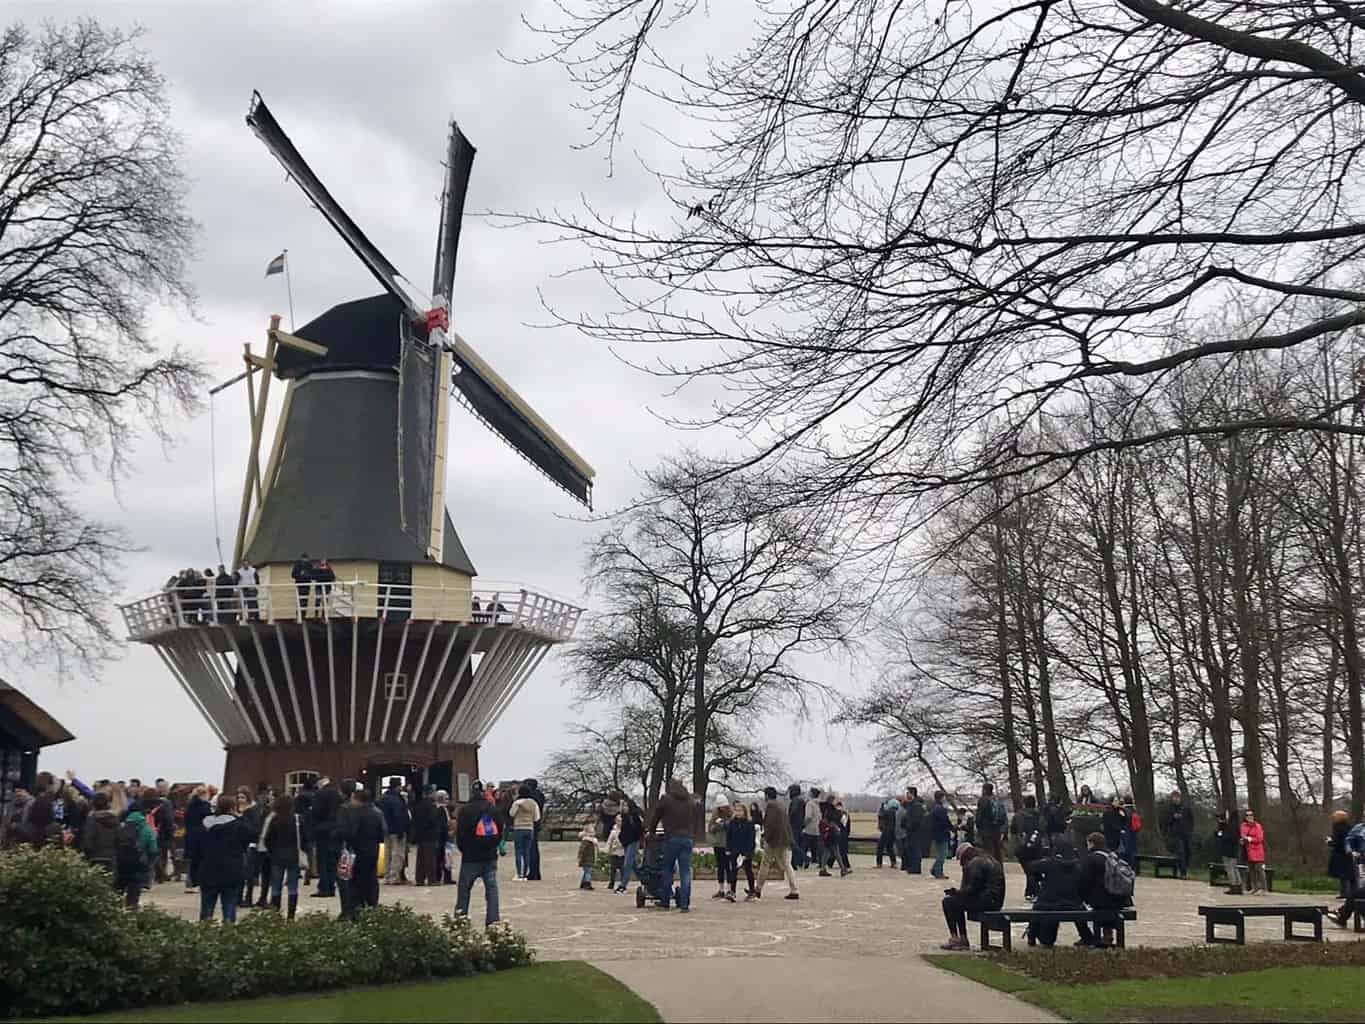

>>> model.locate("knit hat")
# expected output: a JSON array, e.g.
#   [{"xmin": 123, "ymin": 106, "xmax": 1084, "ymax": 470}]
[
  {"xmin": 957, "ymin": 843, "xmax": 977, "ymax": 865},
  {"xmin": 714, "ymin": 792, "xmax": 731, "ymax": 809}
]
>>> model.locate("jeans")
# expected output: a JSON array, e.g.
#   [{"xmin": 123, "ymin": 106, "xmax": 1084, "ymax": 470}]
[
  {"xmin": 801, "ymin": 833, "xmax": 820, "ymax": 870},
  {"xmin": 315, "ymin": 835, "xmax": 338, "ymax": 896},
  {"xmin": 660, "ymin": 834, "xmax": 694, "ymax": 909},
  {"xmin": 903, "ymin": 838, "xmax": 922, "ymax": 873},
  {"xmin": 791, "ymin": 833, "xmax": 808, "ymax": 869},
  {"xmin": 714, "ymin": 847, "xmax": 734, "ymax": 888},
  {"xmin": 456, "ymin": 859, "xmax": 500, "ymax": 926},
  {"xmin": 930, "ymin": 839, "xmax": 951, "ymax": 877},
  {"xmin": 1172, "ymin": 834, "xmax": 1192, "ymax": 877},
  {"xmin": 580, "ymin": 865, "xmax": 593, "ymax": 885},
  {"xmin": 527, "ymin": 828, "xmax": 542, "ymax": 880},
  {"xmin": 270, "ymin": 863, "xmax": 300, "ymax": 900},
  {"xmin": 621, "ymin": 841, "xmax": 639, "ymax": 889},
  {"xmin": 1222, "ymin": 856, "xmax": 1244, "ymax": 890},
  {"xmin": 876, "ymin": 830, "xmax": 897, "ymax": 867},
  {"xmin": 384, "ymin": 834, "xmax": 407, "ymax": 883},
  {"xmin": 1121, "ymin": 831, "xmax": 1139, "ymax": 868},
  {"xmin": 513, "ymin": 829, "xmax": 534, "ymax": 877},
  {"xmin": 200, "ymin": 883, "xmax": 239, "ymax": 922}
]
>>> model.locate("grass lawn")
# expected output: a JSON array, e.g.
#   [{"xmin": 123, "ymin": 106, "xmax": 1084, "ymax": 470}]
[
  {"xmin": 926, "ymin": 955, "xmax": 1365, "ymax": 1022},
  {"xmin": 47, "ymin": 962, "xmax": 661, "ymax": 1024}
]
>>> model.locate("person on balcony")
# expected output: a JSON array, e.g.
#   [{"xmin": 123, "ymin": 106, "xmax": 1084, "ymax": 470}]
[
  {"xmin": 237, "ymin": 562, "xmax": 259, "ymax": 620},
  {"xmin": 214, "ymin": 565, "xmax": 237, "ymax": 623},
  {"xmin": 292, "ymin": 553, "xmax": 314, "ymax": 618},
  {"xmin": 314, "ymin": 558, "xmax": 336, "ymax": 613}
]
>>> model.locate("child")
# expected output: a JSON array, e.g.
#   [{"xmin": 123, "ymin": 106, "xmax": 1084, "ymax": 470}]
[
  {"xmin": 709, "ymin": 793, "xmax": 733, "ymax": 899},
  {"xmin": 727, "ymin": 802, "xmax": 758, "ymax": 900},
  {"xmin": 577, "ymin": 817, "xmax": 599, "ymax": 890},
  {"xmin": 606, "ymin": 814, "xmax": 625, "ymax": 891}
]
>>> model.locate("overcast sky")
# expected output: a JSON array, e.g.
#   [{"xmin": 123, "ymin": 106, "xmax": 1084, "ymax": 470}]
[{"xmin": 9, "ymin": 1, "xmax": 877, "ymax": 794}]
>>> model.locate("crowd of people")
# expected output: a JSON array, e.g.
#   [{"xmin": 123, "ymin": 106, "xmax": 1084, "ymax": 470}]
[
  {"xmin": 5, "ymin": 768, "xmax": 1362, "ymax": 945},
  {"xmin": 160, "ymin": 554, "xmax": 340, "ymax": 625}
]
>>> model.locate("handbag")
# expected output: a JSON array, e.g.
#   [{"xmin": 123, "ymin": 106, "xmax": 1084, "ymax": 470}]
[{"xmin": 337, "ymin": 846, "xmax": 355, "ymax": 881}]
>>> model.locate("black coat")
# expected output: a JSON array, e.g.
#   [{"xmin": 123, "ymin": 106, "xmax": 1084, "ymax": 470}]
[
  {"xmin": 310, "ymin": 786, "xmax": 343, "ymax": 841},
  {"xmin": 411, "ymin": 797, "xmax": 442, "ymax": 843},
  {"xmin": 1214, "ymin": 819, "xmax": 1241, "ymax": 859},
  {"xmin": 1079, "ymin": 849, "xmax": 1130, "ymax": 909},
  {"xmin": 1101, "ymin": 807, "xmax": 1127, "ymax": 849},
  {"xmin": 618, "ymin": 809, "xmax": 644, "ymax": 847},
  {"xmin": 197, "ymin": 814, "xmax": 252, "ymax": 888},
  {"xmin": 1328, "ymin": 821, "xmax": 1352, "ymax": 879},
  {"xmin": 959, "ymin": 854, "xmax": 1006, "ymax": 911},
  {"xmin": 262, "ymin": 813, "xmax": 302, "ymax": 868},
  {"xmin": 342, "ymin": 803, "xmax": 385, "ymax": 858},
  {"xmin": 455, "ymin": 798, "xmax": 500, "ymax": 863},
  {"xmin": 1029, "ymin": 854, "xmax": 1085, "ymax": 910}
]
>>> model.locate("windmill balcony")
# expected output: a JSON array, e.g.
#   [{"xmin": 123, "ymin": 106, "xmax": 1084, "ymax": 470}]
[{"xmin": 120, "ymin": 581, "xmax": 581, "ymax": 644}]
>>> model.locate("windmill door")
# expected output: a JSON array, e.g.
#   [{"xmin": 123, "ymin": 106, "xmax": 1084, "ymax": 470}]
[{"xmin": 377, "ymin": 562, "xmax": 412, "ymax": 620}]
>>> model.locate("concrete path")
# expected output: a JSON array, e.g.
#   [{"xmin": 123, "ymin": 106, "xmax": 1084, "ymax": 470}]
[{"xmin": 596, "ymin": 955, "xmax": 1060, "ymax": 1023}]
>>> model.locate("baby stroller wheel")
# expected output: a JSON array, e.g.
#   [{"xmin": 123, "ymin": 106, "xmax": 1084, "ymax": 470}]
[{"xmin": 635, "ymin": 887, "xmax": 646, "ymax": 908}]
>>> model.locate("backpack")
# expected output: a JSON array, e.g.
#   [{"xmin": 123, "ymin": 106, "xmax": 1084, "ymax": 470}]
[
  {"xmin": 475, "ymin": 811, "xmax": 500, "ymax": 839},
  {"xmin": 115, "ymin": 820, "xmax": 148, "ymax": 874},
  {"xmin": 1101, "ymin": 850, "xmax": 1136, "ymax": 900}
]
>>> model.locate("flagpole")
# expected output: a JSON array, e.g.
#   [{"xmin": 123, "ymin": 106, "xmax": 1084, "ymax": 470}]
[{"xmin": 283, "ymin": 248, "xmax": 296, "ymax": 330}]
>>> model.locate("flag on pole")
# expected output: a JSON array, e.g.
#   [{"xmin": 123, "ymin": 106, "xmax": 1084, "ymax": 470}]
[{"xmin": 265, "ymin": 251, "xmax": 286, "ymax": 277}]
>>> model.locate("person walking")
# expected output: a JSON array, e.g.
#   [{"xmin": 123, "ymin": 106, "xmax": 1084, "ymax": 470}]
[
  {"xmin": 786, "ymin": 785, "xmax": 807, "ymax": 870},
  {"xmin": 340, "ymin": 786, "xmax": 385, "ymax": 919},
  {"xmin": 940, "ymin": 844, "xmax": 1006, "ymax": 950},
  {"xmin": 508, "ymin": 784, "xmax": 541, "ymax": 881},
  {"xmin": 1328, "ymin": 810, "xmax": 1353, "ymax": 898},
  {"xmin": 411, "ymin": 785, "xmax": 442, "ymax": 886},
  {"xmin": 606, "ymin": 814, "xmax": 626, "ymax": 891},
  {"xmin": 198, "ymin": 794, "xmax": 251, "ymax": 923},
  {"xmin": 436, "ymin": 790, "xmax": 454, "ymax": 885},
  {"xmin": 184, "ymin": 784, "xmax": 211, "ymax": 892},
  {"xmin": 755, "ymin": 786, "xmax": 800, "ymax": 900},
  {"xmin": 901, "ymin": 787, "xmax": 927, "ymax": 874},
  {"xmin": 929, "ymin": 791, "xmax": 953, "ymax": 879},
  {"xmin": 309, "ymin": 778, "xmax": 342, "ymax": 898},
  {"xmin": 975, "ymin": 783, "xmax": 1006, "ymax": 864},
  {"xmin": 803, "ymin": 787, "xmax": 823, "ymax": 875},
  {"xmin": 454, "ymin": 781, "xmax": 502, "ymax": 926},
  {"xmin": 617, "ymin": 797, "xmax": 644, "ymax": 893},
  {"xmin": 262, "ymin": 794, "xmax": 305, "ymax": 919},
  {"xmin": 525, "ymin": 778, "xmax": 546, "ymax": 881},
  {"xmin": 1160, "ymin": 790, "xmax": 1195, "ymax": 879},
  {"xmin": 1240, "ymin": 809, "xmax": 1268, "ymax": 894},
  {"xmin": 646, "ymin": 778, "xmax": 700, "ymax": 912},
  {"xmin": 115, "ymin": 804, "xmax": 159, "ymax": 908},
  {"xmin": 1010, "ymin": 795, "xmax": 1044, "ymax": 897},
  {"xmin": 876, "ymin": 796, "xmax": 900, "ymax": 868},
  {"xmin": 576, "ymin": 816, "xmax": 599, "ymax": 890},
  {"xmin": 378, "ymin": 778, "xmax": 411, "ymax": 886},
  {"xmin": 834, "ymin": 798, "xmax": 852, "ymax": 876},
  {"xmin": 1214, "ymin": 809, "xmax": 1244, "ymax": 894},
  {"xmin": 709, "ymin": 793, "xmax": 734, "ymax": 899}
]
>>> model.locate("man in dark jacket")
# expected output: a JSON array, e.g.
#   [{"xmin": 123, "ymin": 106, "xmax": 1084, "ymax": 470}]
[
  {"xmin": 411, "ymin": 785, "xmax": 442, "ymax": 886},
  {"xmin": 940, "ymin": 845, "xmax": 1006, "ymax": 950},
  {"xmin": 975, "ymin": 783, "xmax": 1006, "ymax": 864},
  {"xmin": 900, "ymin": 787, "xmax": 926, "ymax": 874},
  {"xmin": 525, "ymin": 778, "xmax": 546, "ymax": 881},
  {"xmin": 786, "ymin": 785, "xmax": 807, "ymax": 869},
  {"xmin": 876, "ymin": 797, "xmax": 899, "ymax": 869},
  {"xmin": 198, "ymin": 794, "xmax": 251, "ymax": 922},
  {"xmin": 184, "ymin": 786, "xmax": 212, "ymax": 892},
  {"xmin": 294, "ymin": 779, "xmax": 316, "ymax": 885},
  {"xmin": 453, "ymin": 781, "xmax": 501, "ymax": 926},
  {"xmin": 929, "ymin": 791, "xmax": 953, "ymax": 879},
  {"xmin": 646, "ymin": 778, "xmax": 700, "ymax": 911},
  {"xmin": 1011, "ymin": 795, "xmax": 1045, "ymax": 897},
  {"xmin": 341, "ymin": 785, "xmax": 385, "ymax": 919},
  {"xmin": 1160, "ymin": 790, "xmax": 1195, "ymax": 879},
  {"xmin": 80, "ymin": 792, "xmax": 121, "ymax": 876},
  {"xmin": 1025, "ymin": 839, "xmax": 1086, "ymax": 947},
  {"xmin": 1078, "ymin": 831, "xmax": 1132, "ymax": 947},
  {"xmin": 378, "ymin": 779, "xmax": 411, "ymax": 885},
  {"xmin": 1044, "ymin": 793, "xmax": 1069, "ymax": 848},
  {"xmin": 756, "ymin": 786, "xmax": 799, "ymax": 899},
  {"xmin": 310, "ymin": 778, "xmax": 343, "ymax": 897},
  {"xmin": 334, "ymin": 778, "xmax": 356, "ymax": 917}
]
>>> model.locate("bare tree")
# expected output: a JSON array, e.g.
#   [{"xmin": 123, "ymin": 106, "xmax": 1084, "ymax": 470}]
[
  {"xmin": 582, "ymin": 452, "xmax": 854, "ymax": 798},
  {"xmin": 523, "ymin": 1, "xmax": 1365, "ymax": 540},
  {"xmin": 0, "ymin": 21, "xmax": 200, "ymax": 675}
]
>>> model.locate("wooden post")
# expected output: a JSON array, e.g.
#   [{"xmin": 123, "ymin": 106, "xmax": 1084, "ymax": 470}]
[{"xmin": 233, "ymin": 315, "xmax": 280, "ymax": 568}]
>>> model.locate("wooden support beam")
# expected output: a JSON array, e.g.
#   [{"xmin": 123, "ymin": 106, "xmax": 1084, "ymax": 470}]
[
  {"xmin": 269, "ymin": 327, "xmax": 329, "ymax": 357},
  {"xmin": 233, "ymin": 317, "xmax": 279, "ymax": 569}
]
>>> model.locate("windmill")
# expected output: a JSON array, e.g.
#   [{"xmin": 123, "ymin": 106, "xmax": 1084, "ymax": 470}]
[{"xmin": 118, "ymin": 93, "xmax": 591, "ymax": 798}]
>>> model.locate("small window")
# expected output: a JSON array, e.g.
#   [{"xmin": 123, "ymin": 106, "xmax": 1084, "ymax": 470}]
[
  {"xmin": 383, "ymin": 672, "xmax": 408, "ymax": 701},
  {"xmin": 284, "ymin": 770, "xmax": 319, "ymax": 796}
]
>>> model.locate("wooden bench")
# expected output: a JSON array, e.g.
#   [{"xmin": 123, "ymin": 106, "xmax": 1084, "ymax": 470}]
[
  {"xmin": 1134, "ymin": 854, "xmax": 1180, "ymax": 878},
  {"xmin": 970, "ymin": 907, "xmax": 1136, "ymax": 952},
  {"xmin": 1197, "ymin": 903, "xmax": 1327, "ymax": 945},
  {"xmin": 1207, "ymin": 861, "xmax": 1275, "ymax": 891}
]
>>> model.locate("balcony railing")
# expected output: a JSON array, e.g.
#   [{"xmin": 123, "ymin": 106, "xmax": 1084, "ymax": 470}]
[{"xmin": 120, "ymin": 580, "xmax": 582, "ymax": 644}]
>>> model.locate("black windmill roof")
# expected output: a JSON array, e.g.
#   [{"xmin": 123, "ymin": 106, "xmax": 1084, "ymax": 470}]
[{"xmin": 244, "ymin": 295, "xmax": 477, "ymax": 576}]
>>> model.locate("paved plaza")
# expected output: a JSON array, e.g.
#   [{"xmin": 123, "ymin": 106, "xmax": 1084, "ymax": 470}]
[{"xmin": 143, "ymin": 846, "xmax": 1361, "ymax": 1022}]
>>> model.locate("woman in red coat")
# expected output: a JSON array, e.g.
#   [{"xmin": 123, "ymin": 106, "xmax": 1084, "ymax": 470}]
[{"xmin": 1239, "ymin": 809, "xmax": 1267, "ymax": 894}]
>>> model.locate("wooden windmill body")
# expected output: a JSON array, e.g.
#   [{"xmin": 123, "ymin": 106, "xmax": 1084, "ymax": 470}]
[{"xmin": 119, "ymin": 94, "xmax": 593, "ymax": 796}]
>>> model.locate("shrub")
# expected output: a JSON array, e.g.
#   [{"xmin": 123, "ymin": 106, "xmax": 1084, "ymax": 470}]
[{"xmin": 0, "ymin": 846, "xmax": 534, "ymax": 1019}]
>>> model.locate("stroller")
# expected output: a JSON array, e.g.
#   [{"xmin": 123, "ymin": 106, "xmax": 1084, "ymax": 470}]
[{"xmin": 633, "ymin": 833, "xmax": 683, "ymax": 908}]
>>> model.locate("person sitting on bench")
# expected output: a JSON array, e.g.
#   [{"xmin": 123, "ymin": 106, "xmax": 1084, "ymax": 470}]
[
  {"xmin": 1026, "ymin": 838, "xmax": 1085, "ymax": 947},
  {"xmin": 1078, "ymin": 831, "xmax": 1133, "ymax": 947},
  {"xmin": 940, "ymin": 843, "xmax": 1005, "ymax": 951}
]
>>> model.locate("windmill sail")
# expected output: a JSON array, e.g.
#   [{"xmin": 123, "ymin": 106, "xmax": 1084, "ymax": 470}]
[
  {"xmin": 397, "ymin": 319, "xmax": 441, "ymax": 551},
  {"xmin": 246, "ymin": 92, "xmax": 420, "ymax": 318},
  {"xmin": 432, "ymin": 124, "xmax": 477, "ymax": 304},
  {"xmin": 447, "ymin": 331, "xmax": 595, "ymax": 506}
]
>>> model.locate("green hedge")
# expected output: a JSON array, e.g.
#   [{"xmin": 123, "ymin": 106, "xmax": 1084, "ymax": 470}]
[
  {"xmin": 590, "ymin": 848, "xmax": 767, "ymax": 880},
  {"xmin": 0, "ymin": 846, "xmax": 532, "ymax": 1019}
]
